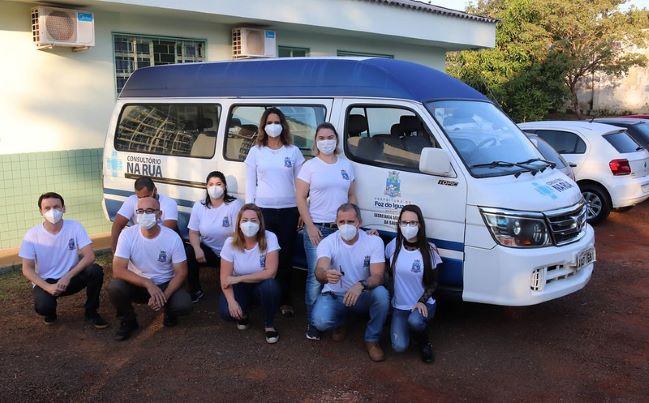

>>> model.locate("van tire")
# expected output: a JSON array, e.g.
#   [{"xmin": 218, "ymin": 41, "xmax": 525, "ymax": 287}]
[{"xmin": 580, "ymin": 183, "xmax": 610, "ymax": 225}]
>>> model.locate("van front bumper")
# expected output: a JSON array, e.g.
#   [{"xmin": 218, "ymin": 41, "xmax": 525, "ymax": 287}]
[{"xmin": 462, "ymin": 224, "xmax": 595, "ymax": 306}]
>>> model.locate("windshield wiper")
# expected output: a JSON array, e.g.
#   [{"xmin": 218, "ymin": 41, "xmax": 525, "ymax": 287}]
[{"xmin": 470, "ymin": 160, "xmax": 537, "ymax": 178}]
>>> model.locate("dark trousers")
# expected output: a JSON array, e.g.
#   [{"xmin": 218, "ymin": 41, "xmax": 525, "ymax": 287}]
[
  {"xmin": 261, "ymin": 207, "xmax": 299, "ymax": 307},
  {"xmin": 218, "ymin": 279, "xmax": 280, "ymax": 327},
  {"xmin": 33, "ymin": 263, "xmax": 104, "ymax": 318},
  {"xmin": 107, "ymin": 279, "xmax": 192, "ymax": 322},
  {"xmin": 185, "ymin": 243, "xmax": 221, "ymax": 294}
]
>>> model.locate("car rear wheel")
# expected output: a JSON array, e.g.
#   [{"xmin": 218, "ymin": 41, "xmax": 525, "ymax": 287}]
[{"xmin": 581, "ymin": 184, "xmax": 611, "ymax": 224}]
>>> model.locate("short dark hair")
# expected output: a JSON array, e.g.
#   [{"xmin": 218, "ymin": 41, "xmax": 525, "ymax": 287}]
[
  {"xmin": 134, "ymin": 177, "xmax": 155, "ymax": 191},
  {"xmin": 38, "ymin": 192, "xmax": 64, "ymax": 209},
  {"xmin": 336, "ymin": 203, "xmax": 361, "ymax": 221}
]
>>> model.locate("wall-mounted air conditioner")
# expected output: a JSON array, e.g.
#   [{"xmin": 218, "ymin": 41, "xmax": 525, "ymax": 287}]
[
  {"xmin": 232, "ymin": 28, "xmax": 277, "ymax": 59},
  {"xmin": 31, "ymin": 6, "xmax": 95, "ymax": 49}
]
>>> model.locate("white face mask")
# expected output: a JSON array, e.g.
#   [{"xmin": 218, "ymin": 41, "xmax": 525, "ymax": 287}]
[
  {"xmin": 137, "ymin": 213, "xmax": 157, "ymax": 230},
  {"xmin": 207, "ymin": 185, "xmax": 224, "ymax": 199},
  {"xmin": 317, "ymin": 139, "xmax": 337, "ymax": 155},
  {"xmin": 338, "ymin": 224, "xmax": 358, "ymax": 242},
  {"xmin": 400, "ymin": 225, "xmax": 419, "ymax": 242},
  {"xmin": 264, "ymin": 123, "xmax": 283, "ymax": 138},
  {"xmin": 43, "ymin": 208, "xmax": 63, "ymax": 225},
  {"xmin": 240, "ymin": 221, "xmax": 260, "ymax": 237}
]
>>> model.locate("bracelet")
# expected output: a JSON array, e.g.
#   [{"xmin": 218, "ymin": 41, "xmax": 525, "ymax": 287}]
[{"xmin": 359, "ymin": 279, "xmax": 369, "ymax": 290}]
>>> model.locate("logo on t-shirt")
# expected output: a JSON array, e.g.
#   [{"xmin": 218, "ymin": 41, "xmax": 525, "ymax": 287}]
[
  {"xmin": 363, "ymin": 256, "xmax": 370, "ymax": 271},
  {"xmin": 260, "ymin": 254, "xmax": 266, "ymax": 268},
  {"xmin": 222, "ymin": 216, "xmax": 230, "ymax": 227},
  {"xmin": 341, "ymin": 169, "xmax": 350, "ymax": 180},
  {"xmin": 158, "ymin": 250, "xmax": 167, "ymax": 263},
  {"xmin": 284, "ymin": 157, "xmax": 292, "ymax": 168},
  {"xmin": 68, "ymin": 238, "xmax": 76, "ymax": 251},
  {"xmin": 411, "ymin": 259, "xmax": 422, "ymax": 273}
]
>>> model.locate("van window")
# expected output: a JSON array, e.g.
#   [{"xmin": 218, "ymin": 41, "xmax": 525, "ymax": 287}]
[
  {"xmin": 224, "ymin": 105, "xmax": 327, "ymax": 161},
  {"xmin": 345, "ymin": 106, "xmax": 437, "ymax": 170},
  {"xmin": 115, "ymin": 104, "xmax": 220, "ymax": 158},
  {"xmin": 535, "ymin": 130, "xmax": 587, "ymax": 154}
]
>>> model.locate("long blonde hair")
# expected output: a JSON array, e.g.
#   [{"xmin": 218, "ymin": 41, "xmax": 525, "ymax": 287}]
[{"xmin": 231, "ymin": 203, "xmax": 268, "ymax": 252}]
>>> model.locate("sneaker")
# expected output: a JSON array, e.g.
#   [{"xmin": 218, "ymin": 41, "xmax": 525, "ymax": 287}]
[
  {"xmin": 332, "ymin": 326, "xmax": 346, "ymax": 342},
  {"xmin": 43, "ymin": 314, "xmax": 57, "ymax": 325},
  {"xmin": 305, "ymin": 324, "xmax": 321, "ymax": 341},
  {"xmin": 365, "ymin": 341, "xmax": 385, "ymax": 362},
  {"xmin": 280, "ymin": 305, "xmax": 295, "ymax": 318},
  {"xmin": 420, "ymin": 342, "xmax": 435, "ymax": 364},
  {"xmin": 190, "ymin": 290, "xmax": 204, "ymax": 304},
  {"xmin": 265, "ymin": 329, "xmax": 280, "ymax": 344},
  {"xmin": 236, "ymin": 317, "xmax": 249, "ymax": 330},
  {"xmin": 114, "ymin": 319, "xmax": 139, "ymax": 341},
  {"xmin": 163, "ymin": 313, "xmax": 177, "ymax": 328},
  {"xmin": 85, "ymin": 313, "xmax": 109, "ymax": 329}
]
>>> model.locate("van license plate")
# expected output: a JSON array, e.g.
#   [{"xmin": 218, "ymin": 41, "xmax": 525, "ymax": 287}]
[{"xmin": 575, "ymin": 248, "xmax": 595, "ymax": 269}]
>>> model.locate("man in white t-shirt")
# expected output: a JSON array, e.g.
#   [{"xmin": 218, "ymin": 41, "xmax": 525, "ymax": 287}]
[
  {"xmin": 312, "ymin": 203, "xmax": 389, "ymax": 362},
  {"xmin": 110, "ymin": 176, "xmax": 178, "ymax": 253},
  {"xmin": 19, "ymin": 192, "xmax": 108, "ymax": 328},
  {"xmin": 108, "ymin": 196, "xmax": 191, "ymax": 341}
]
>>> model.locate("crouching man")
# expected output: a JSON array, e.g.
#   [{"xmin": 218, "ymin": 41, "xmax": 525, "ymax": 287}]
[
  {"xmin": 19, "ymin": 192, "xmax": 107, "ymax": 328},
  {"xmin": 109, "ymin": 196, "xmax": 191, "ymax": 341},
  {"xmin": 312, "ymin": 203, "xmax": 389, "ymax": 362}
]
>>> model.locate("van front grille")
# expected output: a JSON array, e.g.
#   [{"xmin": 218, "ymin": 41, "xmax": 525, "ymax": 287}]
[{"xmin": 545, "ymin": 202, "xmax": 588, "ymax": 245}]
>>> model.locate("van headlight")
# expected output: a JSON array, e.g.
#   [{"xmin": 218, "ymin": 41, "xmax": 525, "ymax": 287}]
[{"xmin": 480, "ymin": 208, "xmax": 551, "ymax": 248}]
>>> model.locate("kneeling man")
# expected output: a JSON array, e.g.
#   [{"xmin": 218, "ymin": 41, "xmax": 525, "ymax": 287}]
[
  {"xmin": 109, "ymin": 196, "xmax": 191, "ymax": 341},
  {"xmin": 312, "ymin": 203, "xmax": 389, "ymax": 362}
]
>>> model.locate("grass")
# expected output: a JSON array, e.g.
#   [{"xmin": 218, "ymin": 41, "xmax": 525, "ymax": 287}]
[{"xmin": 0, "ymin": 270, "xmax": 27, "ymax": 301}]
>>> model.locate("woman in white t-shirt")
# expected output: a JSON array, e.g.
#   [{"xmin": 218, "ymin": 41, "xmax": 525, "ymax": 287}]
[
  {"xmin": 296, "ymin": 122, "xmax": 356, "ymax": 341},
  {"xmin": 244, "ymin": 107, "xmax": 304, "ymax": 318},
  {"xmin": 385, "ymin": 204, "xmax": 443, "ymax": 364},
  {"xmin": 218, "ymin": 203, "xmax": 281, "ymax": 344},
  {"xmin": 186, "ymin": 171, "xmax": 242, "ymax": 303}
]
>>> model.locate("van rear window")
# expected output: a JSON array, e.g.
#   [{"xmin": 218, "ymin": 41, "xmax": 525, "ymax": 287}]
[
  {"xmin": 115, "ymin": 104, "xmax": 221, "ymax": 158},
  {"xmin": 602, "ymin": 131, "xmax": 642, "ymax": 153}
]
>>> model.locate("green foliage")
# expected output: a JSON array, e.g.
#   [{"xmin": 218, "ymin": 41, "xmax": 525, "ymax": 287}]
[{"xmin": 449, "ymin": 0, "xmax": 648, "ymax": 120}]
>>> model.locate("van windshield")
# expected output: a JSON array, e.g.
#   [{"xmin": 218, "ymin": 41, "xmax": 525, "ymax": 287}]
[{"xmin": 426, "ymin": 101, "xmax": 546, "ymax": 177}]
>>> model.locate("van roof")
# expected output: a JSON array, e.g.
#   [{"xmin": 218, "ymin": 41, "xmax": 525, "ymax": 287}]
[{"xmin": 119, "ymin": 57, "xmax": 489, "ymax": 103}]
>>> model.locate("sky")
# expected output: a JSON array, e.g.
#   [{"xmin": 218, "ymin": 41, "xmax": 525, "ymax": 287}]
[{"xmin": 430, "ymin": 0, "xmax": 649, "ymax": 12}]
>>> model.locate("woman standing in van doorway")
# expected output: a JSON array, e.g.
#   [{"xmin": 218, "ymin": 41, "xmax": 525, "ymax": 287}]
[
  {"xmin": 296, "ymin": 122, "xmax": 356, "ymax": 341},
  {"xmin": 385, "ymin": 204, "xmax": 442, "ymax": 363},
  {"xmin": 185, "ymin": 171, "xmax": 243, "ymax": 303},
  {"xmin": 219, "ymin": 203, "xmax": 281, "ymax": 343},
  {"xmin": 245, "ymin": 107, "xmax": 305, "ymax": 318}
]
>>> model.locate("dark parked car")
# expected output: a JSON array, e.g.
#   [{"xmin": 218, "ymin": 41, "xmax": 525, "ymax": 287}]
[{"xmin": 594, "ymin": 118, "xmax": 649, "ymax": 150}]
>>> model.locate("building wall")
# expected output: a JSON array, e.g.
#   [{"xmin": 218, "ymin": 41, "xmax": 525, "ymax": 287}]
[{"xmin": 0, "ymin": 0, "xmax": 453, "ymax": 251}]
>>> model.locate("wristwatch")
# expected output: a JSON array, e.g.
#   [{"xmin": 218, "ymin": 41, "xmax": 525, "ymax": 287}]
[{"xmin": 359, "ymin": 279, "xmax": 369, "ymax": 290}]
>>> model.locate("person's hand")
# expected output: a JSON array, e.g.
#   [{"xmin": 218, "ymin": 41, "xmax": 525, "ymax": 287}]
[
  {"xmin": 44, "ymin": 282, "xmax": 60, "ymax": 297},
  {"xmin": 146, "ymin": 283, "xmax": 167, "ymax": 311},
  {"xmin": 55, "ymin": 273, "xmax": 71, "ymax": 293},
  {"xmin": 297, "ymin": 217, "xmax": 304, "ymax": 231},
  {"xmin": 325, "ymin": 269, "xmax": 342, "ymax": 285},
  {"xmin": 343, "ymin": 283, "xmax": 363, "ymax": 307},
  {"xmin": 365, "ymin": 228, "xmax": 379, "ymax": 236},
  {"xmin": 306, "ymin": 224, "xmax": 322, "ymax": 246},
  {"xmin": 228, "ymin": 300, "xmax": 243, "ymax": 320},
  {"xmin": 414, "ymin": 302, "xmax": 428, "ymax": 317},
  {"xmin": 223, "ymin": 276, "xmax": 240, "ymax": 288},
  {"xmin": 194, "ymin": 247, "xmax": 206, "ymax": 263}
]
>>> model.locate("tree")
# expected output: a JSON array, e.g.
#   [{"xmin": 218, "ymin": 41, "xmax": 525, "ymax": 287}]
[{"xmin": 448, "ymin": 0, "xmax": 647, "ymax": 120}]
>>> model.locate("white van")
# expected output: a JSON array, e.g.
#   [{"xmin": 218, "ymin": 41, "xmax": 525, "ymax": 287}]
[{"xmin": 103, "ymin": 58, "xmax": 594, "ymax": 306}]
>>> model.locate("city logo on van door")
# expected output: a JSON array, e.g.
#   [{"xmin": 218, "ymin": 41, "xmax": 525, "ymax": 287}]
[
  {"xmin": 106, "ymin": 151, "xmax": 124, "ymax": 177},
  {"xmin": 384, "ymin": 171, "xmax": 401, "ymax": 198},
  {"xmin": 126, "ymin": 155, "xmax": 163, "ymax": 178}
]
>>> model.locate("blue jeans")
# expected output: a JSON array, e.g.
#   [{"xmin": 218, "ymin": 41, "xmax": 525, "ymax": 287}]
[
  {"xmin": 218, "ymin": 279, "xmax": 280, "ymax": 327},
  {"xmin": 303, "ymin": 224, "xmax": 336, "ymax": 323},
  {"xmin": 312, "ymin": 286, "xmax": 390, "ymax": 342},
  {"xmin": 390, "ymin": 302, "xmax": 436, "ymax": 352}
]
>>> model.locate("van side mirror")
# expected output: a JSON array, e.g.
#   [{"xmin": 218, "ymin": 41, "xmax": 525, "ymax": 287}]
[{"xmin": 419, "ymin": 147, "xmax": 453, "ymax": 176}]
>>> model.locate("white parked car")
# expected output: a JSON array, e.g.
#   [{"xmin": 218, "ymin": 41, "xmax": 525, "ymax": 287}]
[{"xmin": 518, "ymin": 121, "xmax": 649, "ymax": 224}]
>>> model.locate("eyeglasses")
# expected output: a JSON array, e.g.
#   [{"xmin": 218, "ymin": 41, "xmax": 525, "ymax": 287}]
[
  {"xmin": 135, "ymin": 208, "xmax": 158, "ymax": 214},
  {"xmin": 399, "ymin": 220, "xmax": 419, "ymax": 227}
]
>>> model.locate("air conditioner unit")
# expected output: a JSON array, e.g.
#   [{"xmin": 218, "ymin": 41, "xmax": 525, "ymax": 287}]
[
  {"xmin": 31, "ymin": 6, "xmax": 95, "ymax": 48},
  {"xmin": 232, "ymin": 28, "xmax": 277, "ymax": 59}
]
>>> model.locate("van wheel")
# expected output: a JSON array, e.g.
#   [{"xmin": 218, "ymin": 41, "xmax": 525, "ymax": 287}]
[{"xmin": 581, "ymin": 184, "xmax": 610, "ymax": 225}]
